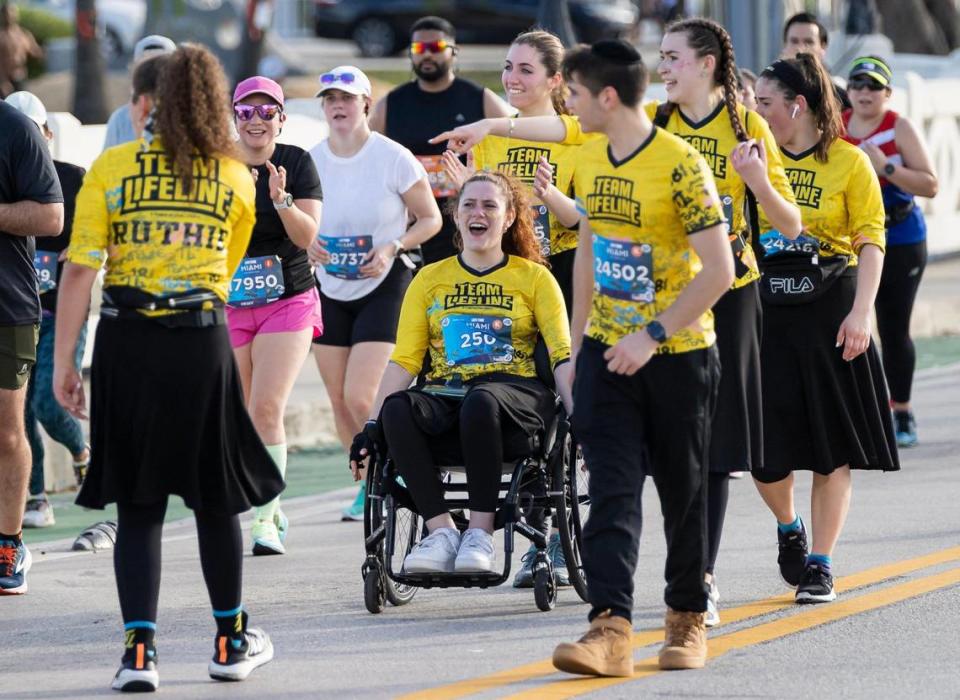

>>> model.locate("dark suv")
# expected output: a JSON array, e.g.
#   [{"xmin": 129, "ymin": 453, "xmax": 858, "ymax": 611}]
[{"xmin": 312, "ymin": 0, "xmax": 640, "ymax": 57}]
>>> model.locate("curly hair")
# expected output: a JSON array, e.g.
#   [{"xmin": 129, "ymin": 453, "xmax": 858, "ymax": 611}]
[
  {"xmin": 447, "ymin": 171, "xmax": 544, "ymax": 265},
  {"xmin": 512, "ymin": 30, "xmax": 570, "ymax": 116},
  {"xmin": 153, "ymin": 44, "xmax": 239, "ymax": 192},
  {"xmin": 659, "ymin": 18, "xmax": 748, "ymax": 143},
  {"xmin": 760, "ymin": 53, "xmax": 843, "ymax": 163}
]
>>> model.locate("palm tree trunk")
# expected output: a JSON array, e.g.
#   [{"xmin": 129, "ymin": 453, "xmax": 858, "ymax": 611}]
[{"xmin": 537, "ymin": 0, "xmax": 578, "ymax": 47}]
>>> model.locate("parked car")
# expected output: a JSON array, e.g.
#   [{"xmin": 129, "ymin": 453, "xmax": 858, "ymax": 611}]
[
  {"xmin": 21, "ymin": 0, "xmax": 146, "ymax": 62},
  {"xmin": 312, "ymin": 0, "xmax": 640, "ymax": 58}
]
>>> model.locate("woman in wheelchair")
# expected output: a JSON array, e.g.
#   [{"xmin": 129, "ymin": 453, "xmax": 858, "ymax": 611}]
[{"xmin": 349, "ymin": 170, "xmax": 573, "ymax": 575}]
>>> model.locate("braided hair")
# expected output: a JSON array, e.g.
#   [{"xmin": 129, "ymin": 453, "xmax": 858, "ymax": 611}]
[{"xmin": 658, "ymin": 18, "xmax": 748, "ymax": 143}]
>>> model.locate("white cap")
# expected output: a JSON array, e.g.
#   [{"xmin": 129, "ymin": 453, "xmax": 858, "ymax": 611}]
[
  {"xmin": 134, "ymin": 34, "xmax": 176, "ymax": 62},
  {"xmin": 315, "ymin": 65, "xmax": 372, "ymax": 98},
  {"xmin": 5, "ymin": 91, "xmax": 47, "ymax": 129}
]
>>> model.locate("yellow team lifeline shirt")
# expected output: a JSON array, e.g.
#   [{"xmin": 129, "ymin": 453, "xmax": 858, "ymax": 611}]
[
  {"xmin": 472, "ymin": 115, "xmax": 595, "ymax": 257},
  {"xmin": 391, "ymin": 255, "xmax": 571, "ymax": 383},
  {"xmin": 764, "ymin": 139, "xmax": 885, "ymax": 264},
  {"xmin": 573, "ymin": 127, "xmax": 725, "ymax": 354},
  {"xmin": 68, "ymin": 138, "xmax": 257, "ymax": 308},
  {"xmin": 644, "ymin": 100, "xmax": 797, "ymax": 288}
]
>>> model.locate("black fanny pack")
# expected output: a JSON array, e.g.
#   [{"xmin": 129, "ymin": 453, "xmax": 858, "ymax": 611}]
[
  {"xmin": 885, "ymin": 200, "xmax": 915, "ymax": 228},
  {"xmin": 757, "ymin": 252, "xmax": 849, "ymax": 305},
  {"xmin": 101, "ymin": 286, "xmax": 225, "ymax": 328}
]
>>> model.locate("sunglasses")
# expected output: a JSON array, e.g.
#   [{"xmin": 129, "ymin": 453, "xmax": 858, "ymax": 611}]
[
  {"xmin": 234, "ymin": 104, "xmax": 282, "ymax": 121},
  {"xmin": 410, "ymin": 40, "xmax": 453, "ymax": 55},
  {"xmin": 320, "ymin": 72, "xmax": 357, "ymax": 85},
  {"xmin": 848, "ymin": 78, "xmax": 886, "ymax": 92}
]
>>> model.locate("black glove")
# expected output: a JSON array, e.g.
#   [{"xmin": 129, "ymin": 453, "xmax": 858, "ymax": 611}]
[{"xmin": 349, "ymin": 420, "xmax": 381, "ymax": 469}]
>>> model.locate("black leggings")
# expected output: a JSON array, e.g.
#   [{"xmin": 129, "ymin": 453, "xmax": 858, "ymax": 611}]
[
  {"xmin": 874, "ymin": 241, "xmax": 927, "ymax": 403},
  {"xmin": 383, "ymin": 391, "xmax": 506, "ymax": 520},
  {"xmin": 706, "ymin": 472, "xmax": 729, "ymax": 576},
  {"xmin": 114, "ymin": 499, "xmax": 243, "ymax": 623}
]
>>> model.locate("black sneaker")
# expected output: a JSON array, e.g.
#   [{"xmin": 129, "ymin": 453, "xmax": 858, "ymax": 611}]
[
  {"xmin": 208, "ymin": 627, "xmax": 274, "ymax": 681},
  {"xmin": 795, "ymin": 563, "xmax": 837, "ymax": 604},
  {"xmin": 777, "ymin": 519, "xmax": 808, "ymax": 588},
  {"xmin": 111, "ymin": 640, "xmax": 159, "ymax": 692}
]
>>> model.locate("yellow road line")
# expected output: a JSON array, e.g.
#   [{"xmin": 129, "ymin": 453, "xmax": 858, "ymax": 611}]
[
  {"xmin": 502, "ymin": 566, "xmax": 960, "ymax": 699},
  {"xmin": 402, "ymin": 545, "xmax": 960, "ymax": 700}
]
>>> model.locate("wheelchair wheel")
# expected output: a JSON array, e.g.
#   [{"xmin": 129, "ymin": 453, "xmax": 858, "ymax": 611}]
[
  {"xmin": 364, "ymin": 457, "xmax": 420, "ymax": 607},
  {"xmin": 533, "ymin": 554, "xmax": 557, "ymax": 612},
  {"xmin": 384, "ymin": 501, "xmax": 420, "ymax": 606},
  {"xmin": 553, "ymin": 433, "xmax": 590, "ymax": 602},
  {"xmin": 363, "ymin": 559, "xmax": 386, "ymax": 614}
]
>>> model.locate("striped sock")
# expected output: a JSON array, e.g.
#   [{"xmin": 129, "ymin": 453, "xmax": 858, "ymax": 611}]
[
  {"xmin": 806, "ymin": 553, "xmax": 832, "ymax": 572},
  {"xmin": 777, "ymin": 515, "xmax": 802, "ymax": 534},
  {"xmin": 213, "ymin": 605, "xmax": 245, "ymax": 638},
  {"xmin": 123, "ymin": 621, "xmax": 156, "ymax": 667}
]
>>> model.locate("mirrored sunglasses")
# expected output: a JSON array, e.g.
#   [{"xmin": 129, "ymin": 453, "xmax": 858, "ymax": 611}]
[
  {"xmin": 234, "ymin": 104, "xmax": 282, "ymax": 121},
  {"xmin": 410, "ymin": 40, "xmax": 452, "ymax": 55},
  {"xmin": 848, "ymin": 78, "xmax": 885, "ymax": 92},
  {"xmin": 320, "ymin": 72, "xmax": 357, "ymax": 85}
]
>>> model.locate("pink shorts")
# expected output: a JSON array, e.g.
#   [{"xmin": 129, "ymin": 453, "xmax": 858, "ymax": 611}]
[{"xmin": 226, "ymin": 287, "xmax": 323, "ymax": 348}]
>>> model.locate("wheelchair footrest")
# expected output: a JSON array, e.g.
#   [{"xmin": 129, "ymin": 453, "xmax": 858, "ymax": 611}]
[{"xmin": 390, "ymin": 571, "xmax": 507, "ymax": 589}]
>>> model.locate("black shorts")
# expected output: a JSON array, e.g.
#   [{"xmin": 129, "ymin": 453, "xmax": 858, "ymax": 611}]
[
  {"xmin": 313, "ymin": 260, "xmax": 411, "ymax": 347},
  {"xmin": 548, "ymin": 248, "xmax": 575, "ymax": 318},
  {"xmin": 0, "ymin": 323, "xmax": 38, "ymax": 391}
]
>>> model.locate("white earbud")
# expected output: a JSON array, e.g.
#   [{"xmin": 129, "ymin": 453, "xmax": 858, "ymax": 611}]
[{"xmin": 790, "ymin": 104, "xmax": 800, "ymax": 119}]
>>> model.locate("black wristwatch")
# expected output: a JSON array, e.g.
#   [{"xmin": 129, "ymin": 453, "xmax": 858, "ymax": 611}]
[
  {"xmin": 645, "ymin": 320, "xmax": 668, "ymax": 344},
  {"xmin": 883, "ymin": 162, "xmax": 896, "ymax": 177}
]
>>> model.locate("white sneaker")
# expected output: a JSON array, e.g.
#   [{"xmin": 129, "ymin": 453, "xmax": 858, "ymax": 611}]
[
  {"xmin": 455, "ymin": 528, "xmax": 496, "ymax": 573},
  {"xmin": 402, "ymin": 527, "xmax": 460, "ymax": 573},
  {"xmin": 22, "ymin": 497, "xmax": 55, "ymax": 528}
]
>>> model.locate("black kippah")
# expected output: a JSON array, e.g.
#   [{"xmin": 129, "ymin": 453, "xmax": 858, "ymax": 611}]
[{"xmin": 591, "ymin": 39, "xmax": 642, "ymax": 65}]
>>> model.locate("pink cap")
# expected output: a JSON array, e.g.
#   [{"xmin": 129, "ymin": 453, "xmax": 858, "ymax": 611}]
[{"xmin": 233, "ymin": 76, "xmax": 284, "ymax": 106}]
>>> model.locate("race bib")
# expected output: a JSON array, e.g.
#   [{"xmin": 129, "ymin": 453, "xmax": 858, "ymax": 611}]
[
  {"xmin": 228, "ymin": 255, "xmax": 284, "ymax": 307},
  {"xmin": 322, "ymin": 235, "xmax": 373, "ymax": 280},
  {"xmin": 441, "ymin": 314, "xmax": 514, "ymax": 367},
  {"xmin": 592, "ymin": 235, "xmax": 654, "ymax": 303},
  {"xmin": 417, "ymin": 155, "xmax": 458, "ymax": 199},
  {"xmin": 34, "ymin": 251, "xmax": 57, "ymax": 294},
  {"xmin": 531, "ymin": 204, "xmax": 551, "ymax": 257},
  {"xmin": 760, "ymin": 230, "xmax": 821, "ymax": 258}
]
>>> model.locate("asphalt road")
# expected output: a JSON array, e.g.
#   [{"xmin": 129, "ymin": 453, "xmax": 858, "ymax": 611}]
[{"xmin": 3, "ymin": 364, "xmax": 959, "ymax": 699}]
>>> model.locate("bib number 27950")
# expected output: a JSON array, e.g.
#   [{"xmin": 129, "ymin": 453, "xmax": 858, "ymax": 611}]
[{"xmin": 228, "ymin": 255, "xmax": 284, "ymax": 307}]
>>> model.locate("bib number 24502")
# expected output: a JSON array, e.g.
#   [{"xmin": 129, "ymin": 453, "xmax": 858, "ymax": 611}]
[{"xmin": 592, "ymin": 235, "xmax": 654, "ymax": 303}]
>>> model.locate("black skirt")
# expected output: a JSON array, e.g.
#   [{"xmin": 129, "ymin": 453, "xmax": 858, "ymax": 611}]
[
  {"xmin": 755, "ymin": 272, "xmax": 900, "ymax": 482},
  {"xmin": 76, "ymin": 317, "xmax": 285, "ymax": 514},
  {"xmin": 710, "ymin": 282, "xmax": 763, "ymax": 473},
  {"xmin": 390, "ymin": 376, "xmax": 556, "ymax": 463}
]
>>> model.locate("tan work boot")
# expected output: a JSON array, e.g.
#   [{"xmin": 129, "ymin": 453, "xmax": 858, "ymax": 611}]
[
  {"xmin": 552, "ymin": 610, "xmax": 633, "ymax": 677},
  {"xmin": 658, "ymin": 607, "xmax": 708, "ymax": 670}
]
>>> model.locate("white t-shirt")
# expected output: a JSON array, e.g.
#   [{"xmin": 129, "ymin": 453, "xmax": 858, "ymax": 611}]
[{"xmin": 310, "ymin": 132, "xmax": 426, "ymax": 301}]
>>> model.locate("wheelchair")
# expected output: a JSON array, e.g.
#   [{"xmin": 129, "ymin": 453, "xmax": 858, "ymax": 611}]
[{"xmin": 360, "ymin": 345, "xmax": 591, "ymax": 613}]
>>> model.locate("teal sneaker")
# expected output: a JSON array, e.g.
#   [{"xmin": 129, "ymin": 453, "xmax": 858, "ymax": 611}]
[
  {"xmin": 512, "ymin": 544, "xmax": 537, "ymax": 588},
  {"xmin": 894, "ymin": 410, "xmax": 918, "ymax": 448},
  {"xmin": 341, "ymin": 483, "xmax": 366, "ymax": 522},
  {"xmin": 251, "ymin": 519, "xmax": 285, "ymax": 556},
  {"xmin": 275, "ymin": 509, "xmax": 288, "ymax": 544},
  {"xmin": 547, "ymin": 533, "xmax": 570, "ymax": 587}
]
